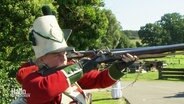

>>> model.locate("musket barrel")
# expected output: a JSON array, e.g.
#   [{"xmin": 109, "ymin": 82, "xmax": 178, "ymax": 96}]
[{"xmin": 112, "ymin": 43, "xmax": 184, "ymax": 59}]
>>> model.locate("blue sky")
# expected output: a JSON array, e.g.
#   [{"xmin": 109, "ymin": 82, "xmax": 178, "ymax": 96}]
[{"xmin": 104, "ymin": 0, "xmax": 184, "ymax": 30}]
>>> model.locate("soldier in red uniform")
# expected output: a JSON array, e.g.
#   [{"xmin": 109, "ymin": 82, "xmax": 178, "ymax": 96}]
[{"xmin": 13, "ymin": 6, "xmax": 137, "ymax": 104}]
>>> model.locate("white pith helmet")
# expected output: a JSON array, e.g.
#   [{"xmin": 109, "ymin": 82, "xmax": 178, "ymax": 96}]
[{"xmin": 30, "ymin": 15, "xmax": 73, "ymax": 58}]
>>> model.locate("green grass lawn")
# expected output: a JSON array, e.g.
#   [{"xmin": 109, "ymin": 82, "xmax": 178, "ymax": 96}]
[
  {"xmin": 91, "ymin": 90, "xmax": 127, "ymax": 104},
  {"xmin": 145, "ymin": 55, "xmax": 184, "ymax": 68},
  {"xmin": 122, "ymin": 71, "xmax": 184, "ymax": 82},
  {"xmin": 122, "ymin": 71, "xmax": 158, "ymax": 81}
]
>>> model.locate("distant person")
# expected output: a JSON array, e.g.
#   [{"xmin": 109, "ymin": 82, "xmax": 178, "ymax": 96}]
[{"xmin": 111, "ymin": 80, "xmax": 123, "ymax": 99}]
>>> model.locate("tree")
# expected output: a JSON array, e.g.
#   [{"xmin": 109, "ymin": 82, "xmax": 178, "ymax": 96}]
[
  {"xmin": 56, "ymin": 0, "xmax": 108, "ymax": 50},
  {"xmin": 138, "ymin": 13, "xmax": 184, "ymax": 46},
  {"xmin": 0, "ymin": 0, "xmax": 55, "ymax": 62},
  {"xmin": 56, "ymin": 0, "xmax": 133, "ymax": 50},
  {"xmin": 117, "ymin": 32, "xmax": 135, "ymax": 48},
  {"xmin": 138, "ymin": 23, "xmax": 163, "ymax": 46},
  {"xmin": 99, "ymin": 10, "xmax": 122, "ymax": 49},
  {"xmin": 124, "ymin": 30, "xmax": 139, "ymax": 39},
  {"xmin": 159, "ymin": 13, "xmax": 184, "ymax": 44},
  {"xmin": 102, "ymin": 10, "xmax": 134, "ymax": 49}
]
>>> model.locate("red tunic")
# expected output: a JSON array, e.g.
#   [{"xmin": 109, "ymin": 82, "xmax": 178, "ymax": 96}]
[{"xmin": 16, "ymin": 63, "xmax": 116, "ymax": 104}]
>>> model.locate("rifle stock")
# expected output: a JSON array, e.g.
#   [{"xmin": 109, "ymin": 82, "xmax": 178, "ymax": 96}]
[{"xmin": 67, "ymin": 43, "xmax": 184, "ymax": 63}]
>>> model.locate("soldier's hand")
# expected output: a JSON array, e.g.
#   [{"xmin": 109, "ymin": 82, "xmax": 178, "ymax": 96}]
[
  {"xmin": 118, "ymin": 53, "xmax": 138, "ymax": 71},
  {"xmin": 78, "ymin": 58, "xmax": 98, "ymax": 73},
  {"xmin": 109, "ymin": 53, "xmax": 138, "ymax": 80}
]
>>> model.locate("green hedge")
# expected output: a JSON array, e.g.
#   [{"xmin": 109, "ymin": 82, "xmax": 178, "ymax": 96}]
[{"xmin": 0, "ymin": 61, "xmax": 20, "ymax": 104}]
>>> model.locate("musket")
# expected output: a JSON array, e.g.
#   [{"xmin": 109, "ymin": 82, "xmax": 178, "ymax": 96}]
[
  {"xmin": 67, "ymin": 43, "xmax": 184, "ymax": 64},
  {"xmin": 41, "ymin": 44, "xmax": 184, "ymax": 76}
]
